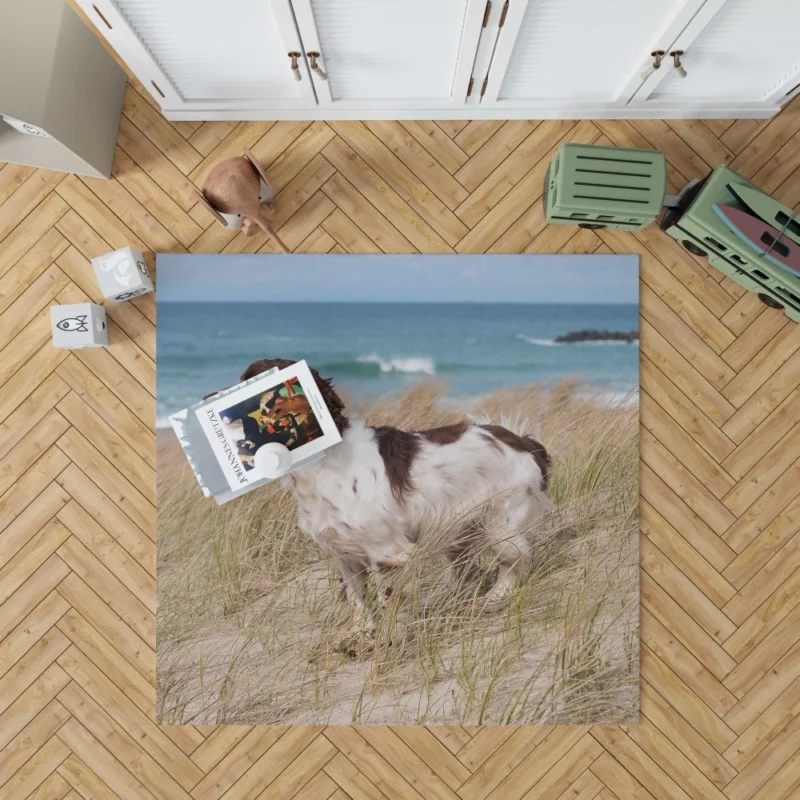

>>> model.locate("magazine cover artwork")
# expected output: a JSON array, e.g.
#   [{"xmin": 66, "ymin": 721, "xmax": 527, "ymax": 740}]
[{"xmin": 183, "ymin": 360, "xmax": 342, "ymax": 494}]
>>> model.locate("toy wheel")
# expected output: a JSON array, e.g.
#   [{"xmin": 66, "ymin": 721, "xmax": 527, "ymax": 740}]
[
  {"xmin": 758, "ymin": 293, "xmax": 784, "ymax": 310},
  {"xmin": 682, "ymin": 240, "xmax": 707, "ymax": 257},
  {"xmin": 578, "ymin": 223, "xmax": 606, "ymax": 230}
]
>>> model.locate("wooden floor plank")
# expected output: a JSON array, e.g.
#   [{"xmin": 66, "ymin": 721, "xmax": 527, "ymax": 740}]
[
  {"xmin": 0, "ymin": 163, "xmax": 37, "ymax": 206},
  {"xmin": 329, "ymin": 121, "xmax": 468, "ymax": 247},
  {"xmin": 56, "ymin": 716, "xmax": 159, "ymax": 800},
  {"xmin": 639, "ymin": 681, "xmax": 737, "ymax": 790},
  {"xmin": 322, "ymin": 137, "xmax": 453, "ymax": 253},
  {"xmin": 0, "ymin": 228, "xmax": 69, "ymax": 317},
  {"xmin": 640, "ymin": 647, "xmax": 737, "ymax": 752},
  {"xmin": 189, "ymin": 727, "xmax": 287, "ymax": 800},
  {"xmin": 266, "ymin": 122, "xmax": 336, "ymax": 192},
  {"xmin": 364, "ymin": 121, "xmax": 468, "ymax": 210},
  {"xmin": 0, "ymin": 628, "xmax": 70, "ymax": 718},
  {"xmin": 399, "ymin": 121, "xmax": 469, "ymax": 174},
  {"xmin": 321, "ymin": 173, "xmax": 416, "ymax": 253},
  {"xmin": 643, "ymin": 500, "xmax": 735, "ymax": 608},
  {"xmin": 455, "ymin": 120, "xmax": 574, "ymax": 229},
  {"xmin": 122, "ymin": 85, "xmax": 202, "ymax": 176},
  {"xmin": 640, "ymin": 356, "xmax": 735, "ymax": 464},
  {"xmin": 0, "ymin": 696, "xmax": 71, "ymax": 787},
  {"xmin": 57, "ymin": 680, "xmax": 193, "ymax": 799},
  {"xmin": 55, "ymin": 391, "xmax": 154, "ymax": 503},
  {"xmin": 55, "ymin": 464, "xmax": 153, "ymax": 571},
  {"xmin": 723, "ymin": 565, "xmax": 800, "ymax": 661},
  {"xmin": 0, "ymin": 732, "xmax": 70, "ymax": 800},
  {"xmin": 111, "ymin": 147, "xmax": 203, "ymax": 248},
  {"xmin": 0, "ymin": 590, "xmax": 70, "ymax": 682},
  {"xmin": 0, "ymin": 554, "xmax": 70, "ymax": 643},
  {"xmin": 56, "ymin": 527, "xmax": 155, "ymax": 643},
  {"xmin": 457, "ymin": 121, "xmax": 596, "ymax": 248}
]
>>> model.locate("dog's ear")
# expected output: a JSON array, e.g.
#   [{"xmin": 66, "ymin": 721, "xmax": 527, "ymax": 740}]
[{"xmin": 203, "ymin": 387, "xmax": 229, "ymax": 400}]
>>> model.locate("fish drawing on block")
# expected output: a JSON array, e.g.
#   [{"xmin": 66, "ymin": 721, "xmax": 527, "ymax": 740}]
[
  {"xmin": 57, "ymin": 315, "xmax": 89, "ymax": 332},
  {"xmin": 726, "ymin": 183, "xmax": 800, "ymax": 247},
  {"xmin": 713, "ymin": 204, "xmax": 800, "ymax": 276}
]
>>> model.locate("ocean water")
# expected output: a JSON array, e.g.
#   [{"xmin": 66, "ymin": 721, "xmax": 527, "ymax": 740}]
[{"xmin": 157, "ymin": 302, "xmax": 639, "ymax": 426}]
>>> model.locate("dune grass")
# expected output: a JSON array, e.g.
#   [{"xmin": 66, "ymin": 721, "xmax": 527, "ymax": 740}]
[{"xmin": 156, "ymin": 379, "xmax": 639, "ymax": 725}]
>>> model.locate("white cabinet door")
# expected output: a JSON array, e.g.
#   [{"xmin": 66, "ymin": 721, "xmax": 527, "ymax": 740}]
[
  {"xmin": 481, "ymin": 0, "xmax": 706, "ymax": 108},
  {"xmin": 288, "ymin": 0, "xmax": 486, "ymax": 108},
  {"xmin": 76, "ymin": 0, "xmax": 317, "ymax": 112},
  {"xmin": 636, "ymin": 0, "xmax": 800, "ymax": 107}
]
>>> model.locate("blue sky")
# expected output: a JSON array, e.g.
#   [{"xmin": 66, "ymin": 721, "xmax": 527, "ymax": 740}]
[{"xmin": 156, "ymin": 254, "xmax": 639, "ymax": 304}]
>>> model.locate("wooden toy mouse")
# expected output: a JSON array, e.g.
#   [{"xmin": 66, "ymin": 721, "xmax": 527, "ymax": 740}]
[{"xmin": 197, "ymin": 148, "xmax": 289, "ymax": 253}]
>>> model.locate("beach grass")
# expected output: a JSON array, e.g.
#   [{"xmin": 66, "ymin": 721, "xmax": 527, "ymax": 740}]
[{"xmin": 156, "ymin": 379, "xmax": 639, "ymax": 725}]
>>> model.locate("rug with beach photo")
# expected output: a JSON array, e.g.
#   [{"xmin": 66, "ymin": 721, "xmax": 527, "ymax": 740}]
[{"xmin": 156, "ymin": 253, "xmax": 640, "ymax": 725}]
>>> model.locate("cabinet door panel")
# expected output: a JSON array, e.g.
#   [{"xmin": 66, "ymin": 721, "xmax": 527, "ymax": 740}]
[
  {"xmin": 646, "ymin": 0, "xmax": 800, "ymax": 103},
  {"xmin": 292, "ymin": 0, "xmax": 483, "ymax": 106},
  {"xmin": 486, "ymin": 0, "xmax": 702, "ymax": 105},
  {"xmin": 106, "ymin": 0, "xmax": 314, "ymax": 107},
  {"xmin": 496, "ymin": 0, "xmax": 683, "ymax": 102}
]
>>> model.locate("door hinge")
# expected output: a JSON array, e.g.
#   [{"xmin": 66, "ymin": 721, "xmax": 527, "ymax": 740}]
[
  {"xmin": 499, "ymin": 0, "xmax": 509, "ymax": 27},
  {"xmin": 480, "ymin": 77, "xmax": 488, "ymax": 97},
  {"xmin": 482, "ymin": 0, "xmax": 492, "ymax": 27},
  {"xmin": 467, "ymin": 77, "xmax": 474, "ymax": 97}
]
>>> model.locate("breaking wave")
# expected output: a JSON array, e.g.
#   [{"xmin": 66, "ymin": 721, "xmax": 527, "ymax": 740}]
[
  {"xmin": 319, "ymin": 354, "xmax": 438, "ymax": 377},
  {"xmin": 356, "ymin": 354, "xmax": 437, "ymax": 375}
]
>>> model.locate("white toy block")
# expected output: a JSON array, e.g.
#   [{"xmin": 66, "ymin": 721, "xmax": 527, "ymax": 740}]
[
  {"xmin": 51, "ymin": 303, "xmax": 107, "ymax": 349},
  {"xmin": 91, "ymin": 246, "xmax": 154, "ymax": 302}
]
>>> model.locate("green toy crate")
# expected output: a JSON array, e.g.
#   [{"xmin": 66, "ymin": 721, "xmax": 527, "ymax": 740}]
[
  {"xmin": 660, "ymin": 165, "xmax": 800, "ymax": 322},
  {"xmin": 544, "ymin": 143, "xmax": 667, "ymax": 231}
]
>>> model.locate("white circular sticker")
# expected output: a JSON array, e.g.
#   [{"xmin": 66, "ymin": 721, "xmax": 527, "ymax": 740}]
[{"xmin": 254, "ymin": 442, "xmax": 292, "ymax": 478}]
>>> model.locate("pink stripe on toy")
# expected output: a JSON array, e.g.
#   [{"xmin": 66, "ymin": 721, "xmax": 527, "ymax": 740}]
[{"xmin": 714, "ymin": 204, "xmax": 800, "ymax": 276}]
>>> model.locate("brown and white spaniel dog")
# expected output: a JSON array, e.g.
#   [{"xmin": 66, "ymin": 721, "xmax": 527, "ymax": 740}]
[{"xmin": 240, "ymin": 359, "xmax": 552, "ymax": 629}]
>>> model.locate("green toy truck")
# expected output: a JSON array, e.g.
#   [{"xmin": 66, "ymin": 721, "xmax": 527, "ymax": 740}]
[
  {"xmin": 544, "ymin": 143, "xmax": 800, "ymax": 322},
  {"xmin": 543, "ymin": 143, "xmax": 667, "ymax": 231},
  {"xmin": 660, "ymin": 165, "xmax": 800, "ymax": 322}
]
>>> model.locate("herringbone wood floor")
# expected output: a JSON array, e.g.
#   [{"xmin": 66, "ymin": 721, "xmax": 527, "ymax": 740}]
[{"xmin": 3, "ymin": 59, "xmax": 800, "ymax": 798}]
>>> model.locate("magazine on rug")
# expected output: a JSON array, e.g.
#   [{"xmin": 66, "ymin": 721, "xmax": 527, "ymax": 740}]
[{"xmin": 169, "ymin": 360, "xmax": 342, "ymax": 503}]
